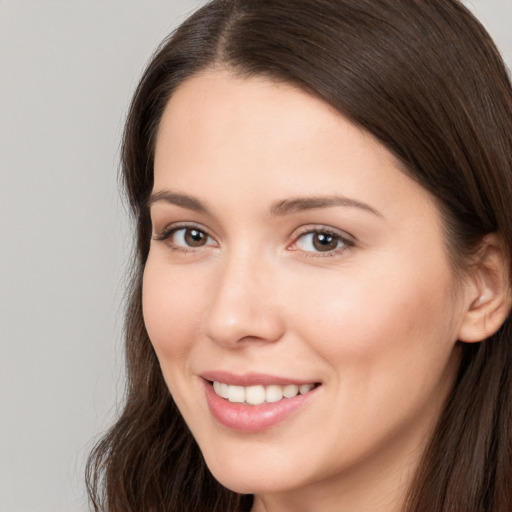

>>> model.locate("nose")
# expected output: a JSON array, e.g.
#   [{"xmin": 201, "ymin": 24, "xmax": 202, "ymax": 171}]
[{"xmin": 201, "ymin": 252, "xmax": 285, "ymax": 348}]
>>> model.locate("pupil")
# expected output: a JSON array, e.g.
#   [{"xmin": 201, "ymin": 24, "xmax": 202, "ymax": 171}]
[
  {"xmin": 185, "ymin": 229, "xmax": 206, "ymax": 246},
  {"xmin": 313, "ymin": 232, "xmax": 337, "ymax": 251}
]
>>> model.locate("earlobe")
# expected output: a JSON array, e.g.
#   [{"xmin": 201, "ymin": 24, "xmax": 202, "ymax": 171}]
[{"xmin": 457, "ymin": 234, "xmax": 511, "ymax": 343}]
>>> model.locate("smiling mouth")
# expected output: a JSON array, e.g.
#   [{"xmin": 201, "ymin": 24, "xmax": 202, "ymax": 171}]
[{"xmin": 210, "ymin": 381, "xmax": 320, "ymax": 406}]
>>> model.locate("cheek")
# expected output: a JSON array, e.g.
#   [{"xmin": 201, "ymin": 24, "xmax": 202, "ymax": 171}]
[
  {"xmin": 286, "ymin": 255, "xmax": 459, "ymax": 378},
  {"xmin": 142, "ymin": 257, "xmax": 205, "ymax": 362},
  {"xmin": 282, "ymin": 257, "xmax": 462, "ymax": 460}
]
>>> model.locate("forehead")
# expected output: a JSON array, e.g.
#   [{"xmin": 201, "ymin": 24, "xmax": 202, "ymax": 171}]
[{"xmin": 153, "ymin": 69, "xmax": 438, "ymax": 226}]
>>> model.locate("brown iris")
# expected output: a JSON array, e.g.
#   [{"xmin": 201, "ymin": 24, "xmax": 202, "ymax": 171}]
[
  {"xmin": 184, "ymin": 228, "xmax": 208, "ymax": 247},
  {"xmin": 312, "ymin": 232, "xmax": 339, "ymax": 252}
]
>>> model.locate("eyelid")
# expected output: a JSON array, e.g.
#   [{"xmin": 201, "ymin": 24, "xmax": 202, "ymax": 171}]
[
  {"xmin": 288, "ymin": 225, "xmax": 356, "ymax": 255},
  {"xmin": 151, "ymin": 222, "xmax": 354, "ymax": 256},
  {"xmin": 152, "ymin": 222, "xmax": 218, "ymax": 247}
]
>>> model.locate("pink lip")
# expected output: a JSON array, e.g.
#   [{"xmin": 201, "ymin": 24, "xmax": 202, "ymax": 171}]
[
  {"xmin": 201, "ymin": 370, "xmax": 317, "ymax": 387},
  {"xmin": 201, "ymin": 376, "xmax": 320, "ymax": 432}
]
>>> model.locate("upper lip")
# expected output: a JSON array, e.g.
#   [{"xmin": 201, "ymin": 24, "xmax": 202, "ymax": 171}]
[{"xmin": 200, "ymin": 370, "xmax": 319, "ymax": 387}]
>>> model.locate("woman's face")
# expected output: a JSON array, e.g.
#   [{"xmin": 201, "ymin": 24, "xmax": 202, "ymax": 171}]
[{"xmin": 143, "ymin": 70, "xmax": 468, "ymax": 508}]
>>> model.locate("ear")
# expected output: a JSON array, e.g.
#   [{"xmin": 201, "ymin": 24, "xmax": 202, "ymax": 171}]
[{"xmin": 458, "ymin": 234, "xmax": 511, "ymax": 343}]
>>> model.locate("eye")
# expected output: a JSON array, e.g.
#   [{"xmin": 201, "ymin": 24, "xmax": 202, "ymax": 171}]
[
  {"xmin": 153, "ymin": 225, "xmax": 217, "ymax": 250},
  {"xmin": 294, "ymin": 229, "xmax": 352, "ymax": 254},
  {"xmin": 173, "ymin": 227, "xmax": 212, "ymax": 247}
]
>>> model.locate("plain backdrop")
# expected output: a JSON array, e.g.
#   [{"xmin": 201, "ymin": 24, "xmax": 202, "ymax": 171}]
[{"xmin": 1, "ymin": 1, "xmax": 511, "ymax": 511}]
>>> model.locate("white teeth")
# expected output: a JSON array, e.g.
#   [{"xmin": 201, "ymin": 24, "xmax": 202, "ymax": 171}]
[
  {"xmin": 228, "ymin": 385, "xmax": 245, "ymax": 403},
  {"xmin": 213, "ymin": 381, "xmax": 316, "ymax": 405},
  {"xmin": 282, "ymin": 384, "xmax": 299, "ymax": 398},
  {"xmin": 299, "ymin": 384, "xmax": 314, "ymax": 394},
  {"xmin": 213, "ymin": 381, "xmax": 230, "ymax": 399},
  {"xmin": 245, "ymin": 385, "xmax": 266, "ymax": 405},
  {"xmin": 265, "ymin": 385, "xmax": 283, "ymax": 403},
  {"xmin": 219, "ymin": 382, "xmax": 229, "ymax": 399}
]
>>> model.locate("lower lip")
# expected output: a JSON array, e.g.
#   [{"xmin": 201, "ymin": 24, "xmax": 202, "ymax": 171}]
[{"xmin": 203, "ymin": 380, "xmax": 319, "ymax": 432}]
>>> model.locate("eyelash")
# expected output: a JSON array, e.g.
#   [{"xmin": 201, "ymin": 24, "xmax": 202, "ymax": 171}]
[
  {"xmin": 152, "ymin": 223, "xmax": 216, "ymax": 253},
  {"xmin": 152, "ymin": 224, "xmax": 355, "ymax": 257},
  {"xmin": 290, "ymin": 227, "xmax": 355, "ymax": 257}
]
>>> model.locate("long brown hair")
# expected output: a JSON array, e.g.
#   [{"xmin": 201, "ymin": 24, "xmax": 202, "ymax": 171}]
[{"xmin": 86, "ymin": 1, "xmax": 512, "ymax": 510}]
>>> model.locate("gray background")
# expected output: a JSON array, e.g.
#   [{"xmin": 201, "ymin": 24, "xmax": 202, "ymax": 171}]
[{"xmin": 1, "ymin": 1, "xmax": 511, "ymax": 511}]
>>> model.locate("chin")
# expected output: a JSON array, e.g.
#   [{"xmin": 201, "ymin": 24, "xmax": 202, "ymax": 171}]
[
  {"xmin": 201, "ymin": 446, "xmax": 313, "ymax": 495},
  {"xmin": 208, "ymin": 469, "xmax": 289, "ymax": 495}
]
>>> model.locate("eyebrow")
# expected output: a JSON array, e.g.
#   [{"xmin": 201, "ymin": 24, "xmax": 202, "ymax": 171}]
[
  {"xmin": 270, "ymin": 195, "xmax": 382, "ymax": 217},
  {"xmin": 147, "ymin": 190, "xmax": 209, "ymax": 213},
  {"xmin": 148, "ymin": 190, "xmax": 382, "ymax": 218}
]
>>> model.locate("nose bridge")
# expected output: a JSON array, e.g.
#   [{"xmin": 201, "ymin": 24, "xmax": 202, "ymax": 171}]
[{"xmin": 202, "ymin": 247, "xmax": 284, "ymax": 347}]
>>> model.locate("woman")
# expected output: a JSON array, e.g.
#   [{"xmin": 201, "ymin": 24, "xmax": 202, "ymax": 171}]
[{"xmin": 87, "ymin": 1, "xmax": 512, "ymax": 511}]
